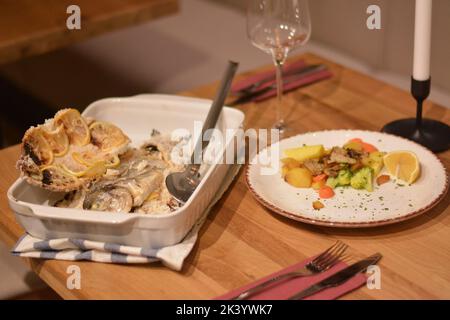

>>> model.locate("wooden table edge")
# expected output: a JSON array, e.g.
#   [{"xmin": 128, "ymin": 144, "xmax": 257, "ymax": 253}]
[{"xmin": 0, "ymin": 0, "xmax": 179, "ymax": 66}]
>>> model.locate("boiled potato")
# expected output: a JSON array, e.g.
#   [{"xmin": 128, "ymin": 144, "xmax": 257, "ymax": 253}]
[
  {"xmin": 369, "ymin": 151, "xmax": 386, "ymax": 162},
  {"xmin": 281, "ymin": 157, "xmax": 301, "ymax": 169},
  {"xmin": 370, "ymin": 161, "xmax": 384, "ymax": 176},
  {"xmin": 362, "ymin": 152, "xmax": 385, "ymax": 176},
  {"xmin": 311, "ymin": 180, "xmax": 326, "ymax": 190},
  {"xmin": 285, "ymin": 168, "xmax": 312, "ymax": 188},
  {"xmin": 283, "ymin": 145, "xmax": 325, "ymax": 162},
  {"xmin": 343, "ymin": 141, "xmax": 363, "ymax": 151},
  {"xmin": 281, "ymin": 166, "xmax": 289, "ymax": 178}
]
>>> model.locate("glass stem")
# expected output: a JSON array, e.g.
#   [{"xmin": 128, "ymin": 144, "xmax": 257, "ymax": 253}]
[{"xmin": 275, "ymin": 59, "xmax": 284, "ymax": 129}]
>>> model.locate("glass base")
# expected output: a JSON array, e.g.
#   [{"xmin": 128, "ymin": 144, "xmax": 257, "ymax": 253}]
[{"xmin": 381, "ymin": 118, "xmax": 450, "ymax": 153}]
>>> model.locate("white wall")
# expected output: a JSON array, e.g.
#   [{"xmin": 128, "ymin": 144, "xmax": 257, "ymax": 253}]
[
  {"xmin": 308, "ymin": 0, "xmax": 450, "ymax": 93},
  {"xmin": 214, "ymin": 0, "xmax": 450, "ymax": 106}
]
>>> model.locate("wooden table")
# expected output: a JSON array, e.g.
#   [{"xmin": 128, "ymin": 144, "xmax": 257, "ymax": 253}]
[
  {"xmin": 0, "ymin": 0, "xmax": 179, "ymax": 65},
  {"xmin": 0, "ymin": 53, "xmax": 449, "ymax": 299}
]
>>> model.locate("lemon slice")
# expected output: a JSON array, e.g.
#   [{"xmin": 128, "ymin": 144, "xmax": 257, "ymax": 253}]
[
  {"xmin": 42, "ymin": 125, "xmax": 69, "ymax": 157},
  {"xmin": 72, "ymin": 152, "xmax": 120, "ymax": 169},
  {"xmin": 100, "ymin": 154, "xmax": 120, "ymax": 168},
  {"xmin": 60, "ymin": 163, "xmax": 89, "ymax": 177},
  {"xmin": 72, "ymin": 151, "xmax": 96, "ymax": 166},
  {"xmin": 22, "ymin": 127, "xmax": 54, "ymax": 166},
  {"xmin": 89, "ymin": 121, "xmax": 128, "ymax": 152},
  {"xmin": 146, "ymin": 191, "xmax": 160, "ymax": 202},
  {"xmin": 383, "ymin": 151, "xmax": 420, "ymax": 184},
  {"xmin": 54, "ymin": 108, "xmax": 90, "ymax": 146},
  {"xmin": 61, "ymin": 161, "xmax": 106, "ymax": 178},
  {"xmin": 81, "ymin": 161, "xmax": 107, "ymax": 178}
]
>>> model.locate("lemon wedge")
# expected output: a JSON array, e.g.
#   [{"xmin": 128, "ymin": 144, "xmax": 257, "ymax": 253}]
[{"xmin": 383, "ymin": 151, "xmax": 420, "ymax": 184}]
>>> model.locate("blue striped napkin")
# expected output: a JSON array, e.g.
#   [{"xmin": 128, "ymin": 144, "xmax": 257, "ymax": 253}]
[{"xmin": 12, "ymin": 164, "xmax": 241, "ymax": 271}]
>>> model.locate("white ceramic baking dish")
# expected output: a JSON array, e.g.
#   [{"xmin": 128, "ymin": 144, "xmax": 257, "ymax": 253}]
[{"xmin": 7, "ymin": 94, "xmax": 244, "ymax": 248}]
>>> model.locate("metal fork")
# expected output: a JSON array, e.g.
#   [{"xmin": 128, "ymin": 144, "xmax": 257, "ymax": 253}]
[{"xmin": 230, "ymin": 241, "xmax": 348, "ymax": 300}]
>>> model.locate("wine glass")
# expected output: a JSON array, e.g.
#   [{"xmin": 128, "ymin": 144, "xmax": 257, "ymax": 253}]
[{"xmin": 247, "ymin": 0, "xmax": 311, "ymax": 133}]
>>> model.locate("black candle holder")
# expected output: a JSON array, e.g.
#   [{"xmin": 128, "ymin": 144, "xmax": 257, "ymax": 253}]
[{"xmin": 382, "ymin": 77, "xmax": 450, "ymax": 153}]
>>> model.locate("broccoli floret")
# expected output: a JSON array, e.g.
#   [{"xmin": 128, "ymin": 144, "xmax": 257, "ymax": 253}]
[
  {"xmin": 350, "ymin": 167, "xmax": 373, "ymax": 192},
  {"xmin": 326, "ymin": 170, "xmax": 352, "ymax": 189},
  {"xmin": 326, "ymin": 176, "xmax": 339, "ymax": 189},
  {"xmin": 337, "ymin": 169, "xmax": 352, "ymax": 186}
]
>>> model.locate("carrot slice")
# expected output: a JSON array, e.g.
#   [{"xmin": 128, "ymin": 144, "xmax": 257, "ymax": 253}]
[
  {"xmin": 376, "ymin": 174, "xmax": 390, "ymax": 186},
  {"xmin": 362, "ymin": 142, "xmax": 378, "ymax": 153},
  {"xmin": 312, "ymin": 174, "xmax": 327, "ymax": 182},
  {"xmin": 319, "ymin": 186, "xmax": 335, "ymax": 199},
  {"xmin": 349, "ymin": 138, "xmax": 363, "ymax": 143},
  {"xmin": 312, "ymin": 180, "xmax": 326, "ymax": 190}
]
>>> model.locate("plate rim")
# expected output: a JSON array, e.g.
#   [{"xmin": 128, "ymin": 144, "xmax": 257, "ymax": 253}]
[{"xmin": 245, "ymin": 129, "xmax": 449, "ymax": 228}]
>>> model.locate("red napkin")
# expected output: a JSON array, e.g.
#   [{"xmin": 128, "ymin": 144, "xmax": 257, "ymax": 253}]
[
  {"xmin": 231, "ymin": 60, "xmax": 307, "ymax": 92},
  {"xmin": 215, "ymin": 256, "xmax": 367, "ymax": 300},
  {"xmin": 231, "ymin": 60, "xmax": 333, "ymax": 103}
]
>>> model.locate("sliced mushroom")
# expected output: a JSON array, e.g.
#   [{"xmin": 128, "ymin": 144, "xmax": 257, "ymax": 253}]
[
  {"xmin": 324, "ymin": 163, "xmax": 343, "ymax": 178},
  {"xmin": 329, "ymin": 147, "xmax": 357, "ymax": 164},
  {"xmin": 303, "ymin": 159, "xmax": 325, "ymax": 176},
  {"xmin": 83, "ymin": 185, "xmax": 133, "ymax": 213}
]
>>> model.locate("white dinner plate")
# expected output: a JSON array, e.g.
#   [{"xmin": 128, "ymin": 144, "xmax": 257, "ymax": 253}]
[{"xmin": 246, "ymin": 130, "xmax": 448, "ymax": 228}]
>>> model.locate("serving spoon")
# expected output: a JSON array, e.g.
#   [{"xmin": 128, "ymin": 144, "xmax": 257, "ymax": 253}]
[{"xmin": 165, "ymin": 60, "xmax": 239, "ymax": 203}]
